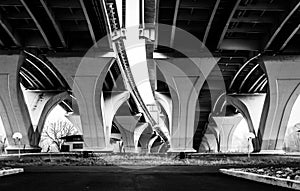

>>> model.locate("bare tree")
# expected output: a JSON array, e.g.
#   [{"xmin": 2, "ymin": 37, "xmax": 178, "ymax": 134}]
[{"xmin": 40, "ymin": 120, "xmax": 78, "ymax": 152}]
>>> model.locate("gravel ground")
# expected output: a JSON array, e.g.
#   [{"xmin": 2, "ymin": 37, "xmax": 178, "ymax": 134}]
[
  {"xmin": 0, "ymin": 167, "xmax": 11, "ymax": 170},
  {"xmin": 239, "ymin": 167, "xmax": 300, "ymax": 181}
]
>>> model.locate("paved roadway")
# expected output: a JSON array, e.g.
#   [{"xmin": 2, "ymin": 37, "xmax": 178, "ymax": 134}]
[{"xmin": 0, "ymin": 166, "xmax": 293, "ymax": 191}]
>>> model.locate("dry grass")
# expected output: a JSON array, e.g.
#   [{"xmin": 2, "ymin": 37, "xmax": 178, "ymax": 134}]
[{"xmin": 1, "ymin": 154, "xmax": 300, "ymax": 167}]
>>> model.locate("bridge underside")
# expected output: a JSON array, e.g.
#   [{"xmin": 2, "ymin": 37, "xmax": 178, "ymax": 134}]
[{"xmin": 0, "ymin": 0, "xmax": 300, "ymax": 154}]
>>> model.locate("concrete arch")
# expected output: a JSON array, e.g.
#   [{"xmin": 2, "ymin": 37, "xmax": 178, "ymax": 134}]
[
  {"xmin": 212, "ymin": 91, "xmax": 226, "ymax": 114},
  {"xmin": 148, "ymin": 135, "xmax": 159, "ymax": 153},
  {"xmin": 134, "ymin": 123, "xmax": 150, "ymax": 149},
  {"xmin": 0, "ymin": 55, "xmax": 39, "ymax": 152},
  {"xmin": 114, "ymin": 115, "xmax": 141, "ymax": 153},
  {"xmin": 31, "ymin": 91, "xmax": 70, "ymax": 146},
  {"xmin": 73, "ymin": 58, "xmax": 114, "ymax": 151},
  {"xmin": 155, "ymin": 92, "xmax": 172, "ymax": 131},
  {"xmin": 155, "ymin": 57, "xmax": 222, "ymax": 152},
  {"xmin": 213, "ymin": 114, "xmax": 244, "ymax": 152},
  {"xmin": 156, "ymin": 59, "xmax": 203, "ymax": 152},
  {"xmin": 104, "ymin": 91, "xmax": 130, "ymax": 147},
  {"xmin": 226, "ymin": 116, "xmax": 245, "ymax": 152},
  {"xmin": 226, "ymin": 96, "xmax": 256, "ymax": 134},
  {"xmin": 24, "ymin": 51, "xmax": 69, "ymax": 89},
  {"xmin": 138, "ymin": 132, "xmax": 153, "ymax": 152},
  {"xmin": 260, "ymin": 56, "xmax": 300, "ymax": 152},
  {"xmin": 49, "ymin": 56, "xmax": 115, "ymax": 151},
  {"xmin": 226, "ymin": 94, "xmax": 266, "ymax": 152},
  {"xmin": 275, "ymin": 84, "xmax": 300, "ymax": 149},
  {"xmin": 0, "ymin": 97, "xmax": 14, "ymax": 145}
]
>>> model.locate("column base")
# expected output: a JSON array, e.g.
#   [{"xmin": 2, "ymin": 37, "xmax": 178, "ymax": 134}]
[
  {"xmin": 123, "ymin": 146, "xmax": 138, "ymax": 153},
  {"xmin": 258, "ymin": 150, "xmax": 286, "ymax": 154},
  {"xmin": 83, "ymin": 147, "xmax": 113, "ymax": 153},
  {"xmin": 5, "ymin": 145, "xmax": 41, "ymax": 154},
  {"xmin": 167, "ymin": 148, "xmax": 197, "ymax": 153}
]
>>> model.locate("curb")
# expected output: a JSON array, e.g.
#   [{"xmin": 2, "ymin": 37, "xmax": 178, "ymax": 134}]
[
  {"xmin": 0, "ymin": 168, "xmax": 24, "ymax": 177},
  {"xmin": 220, "ymin": 168, "xmax": 300, "ymax": 190}
]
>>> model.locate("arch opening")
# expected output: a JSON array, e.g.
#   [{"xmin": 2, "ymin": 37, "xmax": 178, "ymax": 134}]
[
  {"xmin": 230, "ymin": 117, "xmax": 254, "ymax": 153},
  {"xmin": 283, "ymin": 94, "xmax": 300, "ymax": 152},
  {"xmin": 39, "ymin": 105, "xmax": 80, "ymax": 152}
]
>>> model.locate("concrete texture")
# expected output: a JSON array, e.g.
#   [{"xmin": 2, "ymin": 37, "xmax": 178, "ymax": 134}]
[
  {"xmin": 156, "ymin": 57, "xmax": 220, "ymax": 152},
  {"xmin": 0, "ymin": 168, "xmax": 23, "ymax": 177},
  {"xmin": 261, "ymin": 56, "xmax": 300, "ymax": 151},
  {"xmin": 220, "ymin": 168, "xmax": 300, "ymax": 190}
]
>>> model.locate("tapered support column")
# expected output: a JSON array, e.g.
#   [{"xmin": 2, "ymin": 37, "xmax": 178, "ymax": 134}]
[
  {"xmin": 134, "ymin": 123, "xmax": 149, "ymax": 148},
  {"xmin": 115, "ymin": 115, "xmax": 141, "ymax": 153},
  {"xmin": 260, "ymin": 56, "xmax": 300, "ymax": 152},
  {"xmin": 138, "ymin": 126, "xmax": 153, "ymax": 152},
  {"xmin": 49, "ymin": 56, "xmax": 115, "ymax": 151},
  {"xmin": 199, "ymin": 134, "xmax": 218, "ymax": 152},
  {"xmin": 226, "ymin": 94, "xmax": 266, "ymax": 151},
  {"xmin": 213, "ymin": 115, "xmax": 243, "ymax": 152},
  {"xmin": 155, "ymin": 92, "xmax": 172, "ymax": 132},
  {"xmin": 156, "ymin": 57, "xmax": 219, "ymax": 152},
  {"xmin": 104, "ymin": 91, "xmax": 130, "ymax": 148},
  {"xmin": 0, "ymin": 55, "xmax": 40, "ymax": 152},
  {"xmin": 201, "ymin": 122, "xmax": 219, "ymax": 152}
]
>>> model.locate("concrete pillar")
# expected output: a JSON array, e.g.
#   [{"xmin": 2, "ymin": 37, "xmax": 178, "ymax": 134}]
[
  {"xmin": 138, "ymin": 126, "xmax": 153, "ymax": 152},
  {"xmin": 155, "ymin": 92, "xmax": 172, "ymax": 132},
  {"xmin": 49, "ymin": 56, "xmax": 115, "ymax": 151},
  {"xmin": 103, "ymin": 91, "xmax": 130, "ymax": 148},
  {"xmin": 148, "ymin": 135, "xmax": 159, "ymax": 153},
  {"xmin": 0, "ymin": 54, "xmax": 40, "ymax": 152},
  {"xmin": 201, "ymin": 123, "xmax": 219, "ymax": 152},
  {"xmin": 260, "ymin": 56, "xmax": 300, "ymax": 152},
  {"xmin": 115, "ymin": 115, "xmax": 142, "ymax": 153},
  {"xmin": 134, "ymin": 123, "xmax": 149, "ymax": 150},
  {"xmin": 199, "ymin": 134, "xmax": 218, "ymax": 152},
  {"xmin": 213, "ymin": 115, "xmax": 243, "ymax": 152},
  {"xmin": 226, "ymin": 94, "xmax": 266, "ymax": 151},
  {"xmin": 155, "ymin": 57, "xmax": 219, "ymax": 152}
]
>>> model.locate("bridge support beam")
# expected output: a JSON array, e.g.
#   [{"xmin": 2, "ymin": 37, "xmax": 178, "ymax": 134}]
[
  {"xmin": 213, "ymin": 115, "xmax": 243, "ymax": 152},
  {"xmin": 226, "ymin": 94, "xmax": 266, "ymax": 152},
  {"xmin": 115, "ymin": 115, "xmax": 143, "ymax": 153},
  {"xmin": 49, "ymin": 56, "xmax": 115, "ymax": 152},
  {"xmin": 156, "ymin": 57, "xmax": 219, "ymax": 152},
  {"xmin": 260, "ymin": 56, "xmax": 300, "ymax": 152},
  {"xmin": 0, "ymin": 54, "xmax": 40, "ymax": 153},
  {"xmin": 23, "ymin": 91, "xmax": 70, "ymax": 147},
  {"xmin": 199, "ymin": 133, "xmax": 218, "ymax": 152},
  {"xmin": 136, "ymin": 124, "xmax": 153, "ymax": 153},
  {"xmin": 104, "ymin": 91, "xmax": 130, "ymax": 149}
]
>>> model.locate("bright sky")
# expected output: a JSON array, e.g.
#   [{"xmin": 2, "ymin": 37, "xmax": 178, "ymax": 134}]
[
  {"xmin": 231, "ymin": 118, "xmax": 254, "ymax": 152},
  {"xmin": 0, "ymin": 104, "xmax": 71, "ymax": 141},
  {"xmin": 286, "ymin": 94, "xmax": 300, "ymax": 136}
]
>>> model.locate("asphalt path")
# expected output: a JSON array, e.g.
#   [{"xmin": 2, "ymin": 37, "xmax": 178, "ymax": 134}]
[{"xmin": 0, "ymin": 166, "xmax": 293, "ymax": 191}]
